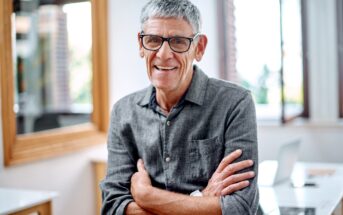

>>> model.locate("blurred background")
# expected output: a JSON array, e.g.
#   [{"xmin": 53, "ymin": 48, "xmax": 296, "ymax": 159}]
[{"xmin": 0, "ymin": 0, "xmax": 342, "ymax": 214}]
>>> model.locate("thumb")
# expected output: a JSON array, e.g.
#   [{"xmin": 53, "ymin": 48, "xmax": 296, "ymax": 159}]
[{"xmin": 137, "ymin": 159, "xmax": 146, "ymax": 172}]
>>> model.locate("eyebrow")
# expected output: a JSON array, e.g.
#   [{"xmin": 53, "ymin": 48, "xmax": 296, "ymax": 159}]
[
  {"xmin": 142, "ymin": 34, "xmax": 193, "ymax": 38},
  {"xmin": 141, "ymin": 31, "xmax": 192, "ymax": 38}
]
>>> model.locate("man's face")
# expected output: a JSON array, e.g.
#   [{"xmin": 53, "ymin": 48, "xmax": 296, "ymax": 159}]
[{"xmin": 138, "ymin": 18, "xmax": 206, "ymax": 93}]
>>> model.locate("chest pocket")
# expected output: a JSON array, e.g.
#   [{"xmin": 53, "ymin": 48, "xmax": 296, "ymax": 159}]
[{"xmin": 188, "ymin": 136, "xmax": 224, "ymax": 183}]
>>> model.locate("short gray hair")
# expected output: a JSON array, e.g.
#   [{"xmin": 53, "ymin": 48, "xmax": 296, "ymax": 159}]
[{"xmin": 140, "ymin": 0, "xmax": 202, "ymax": 33}]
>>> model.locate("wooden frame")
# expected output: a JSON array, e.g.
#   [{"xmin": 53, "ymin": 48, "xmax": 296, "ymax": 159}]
[
  {"xmin": 0, "ymin": 0, "xmax": 109, "ymax": 166},
  {"xmin": 9, "ymin": 201, "xmax": 51, "ymax": 215},
  {"xmin": 92, "ymin": 160, "xmax": 107, "ymax": 215}
]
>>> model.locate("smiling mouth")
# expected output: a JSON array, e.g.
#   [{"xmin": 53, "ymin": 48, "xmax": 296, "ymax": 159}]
[{"xmin": 154, "ymin": 66, "xmax": 178, "ymax": 71}]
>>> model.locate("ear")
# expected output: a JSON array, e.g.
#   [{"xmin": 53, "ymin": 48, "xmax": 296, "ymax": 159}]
[
  {"xmin": 138, "ymin": 32, "xmax": 144, "ymax": 58},
  {"xmin": 194, "ymin": 34, "xmax": 208, "ymax": 62}
]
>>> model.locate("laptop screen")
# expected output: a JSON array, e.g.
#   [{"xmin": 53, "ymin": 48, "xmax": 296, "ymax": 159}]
[{"xmin": 258, "ymin": 139, "xmax": 301, "ymax": 186}]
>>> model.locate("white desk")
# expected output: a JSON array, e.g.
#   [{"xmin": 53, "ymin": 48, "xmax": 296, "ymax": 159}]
[
  {"xmin": 0, "ymin": 188, "xmax": 57, "ymax": 215},
  {"xmin": 259, "ymin": 162, "xmax": 343, "ymax": 215}
]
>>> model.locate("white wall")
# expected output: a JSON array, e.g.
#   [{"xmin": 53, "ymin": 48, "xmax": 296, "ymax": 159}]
[
  {"xmin": 0, "ymin": 0, "xmax": 343, "ymax": 215},
  {"xmin": 0, "ymin": 144, "xmax": 107, "ymax": 215},
  {"xmin": 307, "ymin": 0, "xmax": 339, "ymax": 123}
]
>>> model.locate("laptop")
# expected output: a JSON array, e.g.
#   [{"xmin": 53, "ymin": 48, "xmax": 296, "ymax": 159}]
[{"xmin": 258, "ymin": 139, "xmax": 301, "ymax": 186}]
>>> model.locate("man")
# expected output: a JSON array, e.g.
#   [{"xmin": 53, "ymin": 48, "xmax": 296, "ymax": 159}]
[{"xmin": 101, "ymin": 0, "xmax": 259, "ymax": 214}]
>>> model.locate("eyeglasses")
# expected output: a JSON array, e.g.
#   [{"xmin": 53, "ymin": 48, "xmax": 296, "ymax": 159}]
[{"xmin": 139, "ymin": 33, "xmax": 200, "ymax": 53}]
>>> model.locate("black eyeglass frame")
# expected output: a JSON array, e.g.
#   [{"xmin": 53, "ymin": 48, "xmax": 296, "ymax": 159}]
[{"xmin": 139, "ymin": 32, "xmax": 200, "ymax": 53}]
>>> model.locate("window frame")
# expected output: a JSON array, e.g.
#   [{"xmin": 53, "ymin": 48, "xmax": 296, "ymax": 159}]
[
  {"xmin": 280, "ymin": 0, "xmax": 310, "ymax": 123},
  {"xmin": 338, "ymin": 0, "xmax": 343, "ymax": 118},
  {"xmin": 0, "ymin": 0, "xmax": 109, "ymax": 166},
  {"xmin": 301, "ymin": 0, "xmax": 310, "ymax": 119}
]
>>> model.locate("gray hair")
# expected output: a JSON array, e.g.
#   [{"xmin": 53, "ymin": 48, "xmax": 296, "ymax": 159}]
[{"xmin": 140, "ymin": 0, "xmax": 202, "ymax": 33}]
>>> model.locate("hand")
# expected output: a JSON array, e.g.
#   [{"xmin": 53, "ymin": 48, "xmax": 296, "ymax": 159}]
[
  {"xmin": 126, "ymin": 202, "xmax": 155, "ymax": 215},
  {"xmin": 130, "ymin": 159, "xmax": 152, "ymax": 204},
  {"xmin": 202, "ymin": 149, "xmax": 255, "ymax": 196}
]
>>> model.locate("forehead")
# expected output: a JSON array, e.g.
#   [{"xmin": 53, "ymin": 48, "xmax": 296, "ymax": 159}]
[{"xmin": 142, "ymin": 18, "xmax": 194, "ymax": 36}]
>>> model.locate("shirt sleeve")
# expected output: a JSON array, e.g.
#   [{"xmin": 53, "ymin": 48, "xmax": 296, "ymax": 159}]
[
  {"xmin": 220, "ymin": 92, "xmax": 259, "ymax": 215},
  {"xmin": 100, "ymin": 104, "xmax": 137, "ymax": 215}
]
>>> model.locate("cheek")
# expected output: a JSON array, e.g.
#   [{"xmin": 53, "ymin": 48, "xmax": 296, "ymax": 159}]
[
  {"xmin": 177, "ymin": 55, "xmax": 189, "ymax": 68},
  {"xmin": 145, "ymin": 54, "xmax": 155, "ymax": 77},
  {"xmin": 182, "ymin": 55, "xmax": 193, "ymax": 70},
  {"xmin": 144, "ymin": 53, "xmax": 153, "ymax": 66}
]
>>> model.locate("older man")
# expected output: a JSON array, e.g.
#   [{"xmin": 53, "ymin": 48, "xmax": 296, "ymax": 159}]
[{"xmin": 101, "ymin": 0, "xmax": 259, "ymax": 214}]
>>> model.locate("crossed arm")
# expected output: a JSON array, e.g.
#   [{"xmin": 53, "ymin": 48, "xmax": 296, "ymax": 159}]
[
  {"xmin": 126, "ymin": 150, "xmax": 255, "ymax": 215},
  {"xmin": 101, "ymin": 92, "xmax": 258, "ymax": 215}
]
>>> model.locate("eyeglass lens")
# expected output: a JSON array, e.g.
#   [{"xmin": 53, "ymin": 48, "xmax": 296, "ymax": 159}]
[{"xmin": 142, "ymin": 35, "xmax": 191, "ymax": 52}]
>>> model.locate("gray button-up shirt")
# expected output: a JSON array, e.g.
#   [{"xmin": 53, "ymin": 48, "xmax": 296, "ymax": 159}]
[{"xmin": 101, "ymin": 65, "xmax": 259, "ymax": 215}]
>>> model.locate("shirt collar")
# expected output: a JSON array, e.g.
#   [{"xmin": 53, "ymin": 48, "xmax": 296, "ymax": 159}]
[
  {"xmin": 137, "ymin": 65, "xmax": 209, "ymax": 107},
  {"xmin": 184, "ymin": 65, "xmax": 208, "ymax": 106},
  {"xmin": 137, "ymin": 85, "xmax": 154, "ymax": 107}
]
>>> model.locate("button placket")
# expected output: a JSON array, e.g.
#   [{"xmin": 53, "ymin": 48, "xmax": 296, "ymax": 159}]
[
  {"xmin": 165, "ymin": 121, "xmax": 171, "ymax": 161},
  {"xmin": 163, "ymin": 117, "xmax": 172, "ymax": 187}
]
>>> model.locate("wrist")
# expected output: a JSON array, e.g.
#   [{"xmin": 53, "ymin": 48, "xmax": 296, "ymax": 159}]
[
  {"xmin": 135, "ymin": 185, "xmax": 154, "ymax": 206},
  {"xmin": 190, "ymin": 190, "xmax": 203, "ymax": 197},
  {"xmin": 126, "ymin": 202, "xmax": 153, "ymax": 215}
]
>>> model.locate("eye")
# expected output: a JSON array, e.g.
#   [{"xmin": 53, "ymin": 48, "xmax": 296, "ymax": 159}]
[
  {"xmin": 145, "ymin": 35, "xmax": 162, "ymax": 44},
  {"xmin": 171, "ymin": 37, "xmax": 188, "ymax": 46}
]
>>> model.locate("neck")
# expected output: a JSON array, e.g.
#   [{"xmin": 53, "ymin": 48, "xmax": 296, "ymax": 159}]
[
  {"xmin": 156, "ymin": 91, "xmax": 182, "ymax": 113},
  {"xmin": 155, "ymin": 71, "xmax": 194, "ymax": 113}
]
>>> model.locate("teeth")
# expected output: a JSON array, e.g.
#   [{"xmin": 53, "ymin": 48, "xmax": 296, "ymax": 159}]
[{"xmin": 156, "ymin": 66, "xmax": 175, "ymax": 70}]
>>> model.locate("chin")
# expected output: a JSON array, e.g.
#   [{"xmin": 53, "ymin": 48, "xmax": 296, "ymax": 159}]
[
  {"xmin": 151, "ymin": 80, "xmax": 174, "ymax": 91},
  {"xmin": 153, "ymin": 82, "xmax": 172, "ymax": 91}
]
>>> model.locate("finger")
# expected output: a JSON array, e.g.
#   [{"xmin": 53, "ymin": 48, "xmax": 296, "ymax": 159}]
[
  {"xmin": 215, "ymin": 149, "xmax": 242, "ymax": 173},
  {"xmin": 221, "ymin": 180, "xmax": 250, "ymax": 196},
  {"xmin": 221, "ymin": 160, "xmax": 254, "ymax": 178},
  {"xmin": 137, "ymin": 159, "xmax": 146, "ymax": 172},
  {"xmin": 222, "ymin": 171, "xmax": 255, "ymax": 188}
]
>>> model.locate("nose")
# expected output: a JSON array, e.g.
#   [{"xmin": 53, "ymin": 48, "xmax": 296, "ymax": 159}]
[{"xmin": 156, "ymin": 41, "xmax": 173, "ymax": 59}]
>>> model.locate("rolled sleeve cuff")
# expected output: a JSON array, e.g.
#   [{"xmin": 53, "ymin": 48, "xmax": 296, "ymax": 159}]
[
  {"xmin": 220, "ymin": 194, "xmax": 257, "ymax": 215},
  {"xmin": 116, "ymin": 199, "xmax": 133, "ymax": 215}
]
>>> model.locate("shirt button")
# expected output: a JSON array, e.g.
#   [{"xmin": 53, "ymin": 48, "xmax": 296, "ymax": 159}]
[
  {"xmin": 166, "ymin": 121, "xmax": 171, "ymax": 126},
  {"xmin": 165, "ymin": 157, "xmax": 171, "ymax": 162}
]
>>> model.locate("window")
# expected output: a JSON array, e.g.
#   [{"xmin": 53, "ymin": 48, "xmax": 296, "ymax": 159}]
[
  {"xmin": 218, "ymin": 0, "xmax": 308, "ymax": 122},
  {"xmin": 14, "ymin": 2, "xmax": 93, "ymax": 134},
  {"xmin": 0, "ymin": 0, "xmax": 109, "ymax": 166}
]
